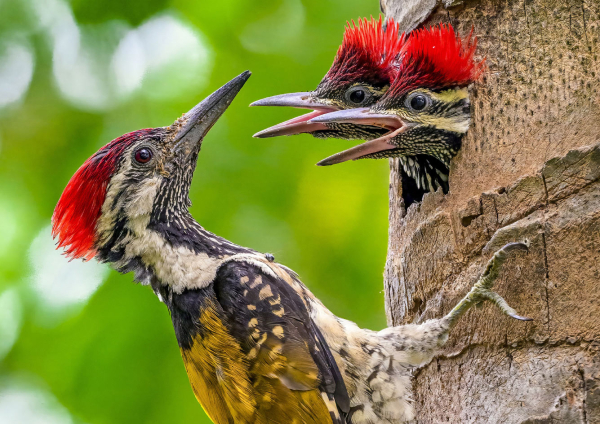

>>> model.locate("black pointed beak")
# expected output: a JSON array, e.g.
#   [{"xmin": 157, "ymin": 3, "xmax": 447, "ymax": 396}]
[
  {"xmin": 170, "ymin": 71, "xmax": 251, "ymax": 160},
  {"xmin": 250, "ymin": 92, "xmax": 339, "ymax": 138}
]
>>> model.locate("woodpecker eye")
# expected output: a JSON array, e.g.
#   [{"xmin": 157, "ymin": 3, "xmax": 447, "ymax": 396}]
[
  {"xmin": 134, "ymin": 148, "xmax": 153, "ymax": 164},
  {"xmin": 345, "ymin": 86, "xmax": 372, "ymax": 106},
  {"xmin": 406, "ymin": 93, "xmax": 431, "ymax": 111},
  {"xmin": 349, "ymin": 89, "xmax": 365, "ymax": 104}
]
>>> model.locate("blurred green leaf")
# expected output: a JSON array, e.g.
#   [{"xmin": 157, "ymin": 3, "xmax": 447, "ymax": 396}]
[{"xmin": 0, "ymin": 0, "xmax": 388, "ymax": 423}]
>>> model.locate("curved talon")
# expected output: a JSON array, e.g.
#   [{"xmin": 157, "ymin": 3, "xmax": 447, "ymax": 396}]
[
  {"xmin": 509, "ymin": 313, "xmax": 533, "ymax": 322},
  {"xmin": 502, "ymin": 241, "xmax": 530, "ymax": 254}
]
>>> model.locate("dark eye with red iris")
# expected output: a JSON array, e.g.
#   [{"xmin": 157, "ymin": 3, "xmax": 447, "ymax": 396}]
[{"xmin": 134, "ymin": 148, "xmax": 153, "ymax": 163}]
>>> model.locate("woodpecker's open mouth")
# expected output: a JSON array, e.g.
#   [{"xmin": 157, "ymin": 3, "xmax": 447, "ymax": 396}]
[
  {"xmin": 307, "ymin": 108, "xmax": 408, "ymax": 166},
  {"xmin": 250, "ymin": 92, "xmax": 340, "ymax": 138}
]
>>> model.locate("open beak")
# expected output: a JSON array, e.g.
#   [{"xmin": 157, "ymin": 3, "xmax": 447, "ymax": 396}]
[
  {"xmin": 250, "ymin": 92, "xmax": 339, "ymax": 138},
  {"xmin": 170, "ymin": 71, "xmax": 251, "ymax": 163},
  {"xmin": 308, "ymin": 108, "xmax": 408, "ymax": 166}
]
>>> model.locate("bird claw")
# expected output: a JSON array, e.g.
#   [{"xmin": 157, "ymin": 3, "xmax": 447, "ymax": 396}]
[
  {"xmin": 500, "ymin": 240, "xmax": 530, "ymax": 254},
  {"xmin": 443, "ymin": 241, "xmax": 533, "ymax": 327},
  {"xmin": 471, "ymin": 286, "xmax": 532, "ymax": 322},
  {"xmin": 509, "ymin": 313, "xmax": 534, "ymax": 322}
]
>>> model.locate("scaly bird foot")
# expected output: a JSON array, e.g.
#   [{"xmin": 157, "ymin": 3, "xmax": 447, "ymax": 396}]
[{"xmin": 443, "ymin": 241, "xmax": 533, "ymax": 328}]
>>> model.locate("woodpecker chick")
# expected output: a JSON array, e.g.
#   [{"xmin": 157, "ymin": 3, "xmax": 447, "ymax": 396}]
[
  {"xmin": 312, "ymin": 25, "xmax": 485, "ymax": 206},
  {"xmin": 251, "ymin": 17, "xmax": 404, "ymax": 140},
  {"xmin": 53, "ymin": 72, "xmax": 529, "ymax": 424}
]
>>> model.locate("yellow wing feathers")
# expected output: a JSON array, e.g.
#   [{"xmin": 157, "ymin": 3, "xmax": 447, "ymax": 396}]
[
  {"xmin": 181, "ymin": 300, "xmax": 256, "ymax": 423},
  {"xmin": 175, "ymin": 259, "xmax": 348, "ymax": 424}
]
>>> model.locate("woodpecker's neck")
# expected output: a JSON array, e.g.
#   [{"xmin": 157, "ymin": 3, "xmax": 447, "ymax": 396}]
[
  {"xmin": 98, "ymin": 209, "xmax": 252, "ymax": 293},
  {"xmin": 93, "ymin": 171, "xmax": 254, "ymax": 293}
]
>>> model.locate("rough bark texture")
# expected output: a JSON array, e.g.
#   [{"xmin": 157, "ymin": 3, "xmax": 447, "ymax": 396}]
[{"xmin": 383, "ymin": 0, "xmax": 600, "ymax": 422}]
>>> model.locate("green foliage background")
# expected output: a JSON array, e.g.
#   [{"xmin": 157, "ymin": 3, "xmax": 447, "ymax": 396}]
[{"xmin": 0, "ymin": 0, "xmax": 389, "ymax": 422}]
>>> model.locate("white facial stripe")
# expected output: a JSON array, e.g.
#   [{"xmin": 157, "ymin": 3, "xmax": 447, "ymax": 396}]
[
  {"xmin": 125, "ymin": 178, "xmax": 161, "ymax": 219},
  {"xmin": 430, "ymin": 87, "xmax": 469, "ymax": 103},
  {"xmin": 420, "ymin": 115, "xmax": 471, "ymax": 134},
  {"xmin": 96, "ymin": 147, "xmax": 160, "ymax": 247},
  {"xmin": 421, "ymin": 88, "xmax": 470, "ymax": 133},
  {"xmin": 96, "ymin": 157, "xmax": 131, "ymax": 248}
]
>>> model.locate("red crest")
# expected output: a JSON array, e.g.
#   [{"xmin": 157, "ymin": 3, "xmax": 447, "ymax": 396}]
[
  {"xmin": 324, "ymin": 16, "xmax": 405, "ymax": 87},
  {"xmin": 385, "ymin": 24, "xmax": 485, "ymax": 99},
  {"xmin": 52, "ymin": 129, "xmax": 153, "ymax": 260}
]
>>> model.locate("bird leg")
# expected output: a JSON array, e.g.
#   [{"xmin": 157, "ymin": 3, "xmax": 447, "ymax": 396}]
[
  {"xmin": 441, "ymin": 241, "xmax": 533, "ymax": 330},
  {"xmin": 371, "ymin": 241, "xmax": 533, "ymax": 368}
]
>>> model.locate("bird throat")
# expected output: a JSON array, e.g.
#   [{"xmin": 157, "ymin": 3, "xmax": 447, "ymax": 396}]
[
  {"xmin": 97, "ymin": 207, "xmax": 254, "ymax": 294},
  {"xmin": 399, "ymin": 155, "xmax": 450, "ymax": 208}
]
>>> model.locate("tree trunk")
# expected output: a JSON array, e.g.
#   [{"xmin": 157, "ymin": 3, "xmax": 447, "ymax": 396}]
[{"xmin": 382, "ymin": 0, "xmax": 600, "ymax": 422}]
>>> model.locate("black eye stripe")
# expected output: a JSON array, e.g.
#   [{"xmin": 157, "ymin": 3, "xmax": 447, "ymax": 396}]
[
  {"xmin": 429, "ymin": 98, "xmax": 470, "ymax": 116},
  {"xmin": 404, "ymin": 92, "xmax": 470, "ymax": 116}
]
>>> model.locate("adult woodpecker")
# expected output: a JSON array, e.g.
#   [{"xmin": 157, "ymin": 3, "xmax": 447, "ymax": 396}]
[
  {"xmin": 251, "ymin": 16, "xmax": 404, "ymax": 141},
  {"xmin": 310, "ymin": 25, "xmax": 485, "ymax": 206},
  {"xmin": 53, "ymin": 72, "xmax": 530, "ymax": 424}
]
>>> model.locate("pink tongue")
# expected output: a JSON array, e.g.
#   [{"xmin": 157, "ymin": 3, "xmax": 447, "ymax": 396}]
[
  {"xmin": 284, "ymin": 110, "xmax": 328, "ymax": 125},
  {"xmin": 253, "ymin": 110, "xmax": 331, "ymax": 138}
]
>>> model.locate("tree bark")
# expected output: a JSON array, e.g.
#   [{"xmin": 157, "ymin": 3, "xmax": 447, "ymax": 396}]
[{"xmin": 383, "ymin": 0, "xmax": 600, "ymax": 422}]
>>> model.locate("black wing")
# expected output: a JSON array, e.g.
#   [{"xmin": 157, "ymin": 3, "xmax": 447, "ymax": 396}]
[{"xmin": 213, "ymin": 259, "xmax": 350, "ymax": 423}]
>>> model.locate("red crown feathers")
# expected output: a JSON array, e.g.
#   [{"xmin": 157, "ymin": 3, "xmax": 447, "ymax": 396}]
[
  {"xmin": 324, "ymin": 16, "xmax": 405, "ymax": 86},
  {"xmin": 52, "ymin": 129, "xmax": 155, "ymax": 260},
  {"xmin": 384, "ymin": 25, "xmax": 485, "ymax": 99}
]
